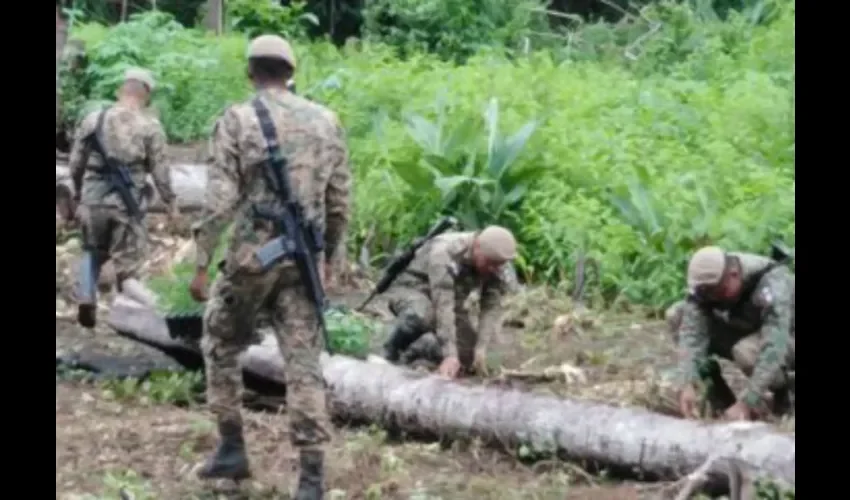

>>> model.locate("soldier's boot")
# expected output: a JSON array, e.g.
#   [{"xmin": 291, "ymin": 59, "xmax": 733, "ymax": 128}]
[
  {"xmin": 401, "ymin": 333, "xmax": 444, "ymax": 370},
  {"xmin": 294, "ymin": 448, "xmax": 325, "ymax": 500},
  {"xmin": 76, "ymin": 251, "xmax": 101, "ymax": 328},
  {"xmin": 701, "ymin": 360, "xmax": 737, "ymax": 417},
  {"xmin": 381, "ymin": 323, "xmax": 425, "ymax": 363},
  {"xmin": 197, "ymin": 420, "xmax": 252, "ymax": 481}
]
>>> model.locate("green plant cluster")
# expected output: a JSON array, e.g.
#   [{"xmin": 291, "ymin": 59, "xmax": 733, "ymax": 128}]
[{"xmin": 62, "ymin": 0, "xmax": 794, "ymax": 308}]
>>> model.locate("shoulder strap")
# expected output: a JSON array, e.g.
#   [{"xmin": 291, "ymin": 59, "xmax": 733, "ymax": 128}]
[{"xmin": 251, "ymin": 97, "xmax": 292, "ymax": 202}]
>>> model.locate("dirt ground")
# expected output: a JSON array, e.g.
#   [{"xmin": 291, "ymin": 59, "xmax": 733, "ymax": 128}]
[
  {"xmin": 55, "ymin": 241, "xmax": 687, "ymax": 500},
  {"xmin": 55, "ymin": 143, "xmax": 731, "ymax": 499}
]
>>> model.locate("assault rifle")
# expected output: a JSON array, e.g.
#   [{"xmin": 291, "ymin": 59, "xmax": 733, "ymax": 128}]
[
  {"xmin": 355, "ymin": 216, "xmax": 457, "ymax": 312},
  {"xmin": 250, "ymin": 97, "xmax": 332, "ymax": 354}
]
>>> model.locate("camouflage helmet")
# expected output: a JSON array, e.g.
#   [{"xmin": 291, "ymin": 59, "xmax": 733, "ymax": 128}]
[
  {"xmin": 247, "ymin": 35, "xmax": 297, "ymax": 70},
  {"xmin": 687, "ymin": 246, "xmax": 726, "ymax": 291},
  {"xmin": 477, "ymin": 226, "xmax": 518, "ymax": 262},
  {"xmin": 124, "ymin": 67, "xmax": 155, "ymax": 91}
]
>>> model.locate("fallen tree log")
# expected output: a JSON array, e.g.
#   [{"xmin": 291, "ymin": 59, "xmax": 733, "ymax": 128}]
[
  {"xmin": 56, "ymin": 163, "xmax": 208, "ymax": 214},
  {"xmin": 106, "ymin": 295, "xmax": 795, "ymax": 490}
]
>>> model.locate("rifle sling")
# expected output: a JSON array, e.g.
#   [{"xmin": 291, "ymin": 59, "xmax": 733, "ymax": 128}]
[
  {"xmin": 86, "ymin": 107, "xmax": 143, "ymax": 219},
  {"xmin": 250, "ymin": 97, "xmax": 323, "ymax": 251}
]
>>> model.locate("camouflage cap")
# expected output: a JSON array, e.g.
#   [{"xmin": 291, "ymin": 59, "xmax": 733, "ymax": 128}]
[
  {"xmin": 687, "ymin": 246, "xmax": 726, "ymax": 290},
  {"xmin": 477, "ymin": 226, "xmax": 518, "ymax": 262},
  {"xmin": 124, "ymin": 67, "xmax": 155, "ymax": 91},
  {"xmin": 247, "ymin": 35, "xmax": 297, "ymax": 69}
]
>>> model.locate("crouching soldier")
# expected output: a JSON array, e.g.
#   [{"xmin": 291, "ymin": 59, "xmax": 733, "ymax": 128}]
[
  {"xmin": 380, "ymin": 226, "xmax": 519, "ymax": 379},
  {"xmin": 668, "ymin": 246, "xmax": 795, "ymax": 421}
]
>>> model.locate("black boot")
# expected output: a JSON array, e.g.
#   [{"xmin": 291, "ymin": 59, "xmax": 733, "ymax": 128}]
[
  {"xmin": 294, "ymin": 449, "xmax": 325, "ymax": 500},
  {"xmin": 197, "ymin": 420, "xmax": 251, "ymax": 481},
  {"xmin": 381, "ymin": 322, "xmax": 425, "ymax": 363}
]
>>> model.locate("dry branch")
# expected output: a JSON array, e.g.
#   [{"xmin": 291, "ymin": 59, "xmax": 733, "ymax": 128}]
[
  {"xmin": 106, "ymin": 295, "xmax": 795, "ymax": 489},
  {"xmin": 55, "ymin": 163, "xmax": 208, "ymax": 213}
]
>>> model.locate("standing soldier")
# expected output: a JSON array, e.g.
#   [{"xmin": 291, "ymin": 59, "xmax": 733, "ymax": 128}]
[
  {"xmin": 187, "ymin": 35, "xmax": 351, "ymax": 498},
  {"xmin": 668, "ymin": 246, "xmax": 795, "ymax": 421},
  {"xmin": 380, "ymin": 226, "xmax": 518, "ymax": 379},
  {"xmin": 69, "ymin": 67, "xmax": 178, "ymax": 327}
]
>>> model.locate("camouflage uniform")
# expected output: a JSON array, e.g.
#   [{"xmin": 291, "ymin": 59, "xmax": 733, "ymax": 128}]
[
  {"xmin": 382, "ymin": 229, "xmax": 517, "ymax": 372},
  {"xmin": 193, "ymin": 35, "xmax": 351, "ymax": 489},
  {"xmin": 69, "ymin": 68, "xmax": 175, "ymax": 326},
  {"xmin": 667, "ymin": 250, "xmax": 795, "ymax": 414}
]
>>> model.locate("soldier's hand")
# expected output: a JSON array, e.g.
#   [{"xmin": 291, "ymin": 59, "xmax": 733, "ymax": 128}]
[
  {"xmin": 189, "ymin": 269, "xmax": 209, "ymax": 303},
  {"xmin": 438, "ymin": 356, "xmax": 461, "ymax": 379},
  {"xmin": 723, "ymin": 400, "xmax": 753, "ymax": 421},
  {"xmin": 472, "ymin": 348, "xmax": 490, "ymax": 376},
  {"xmin": 678, "ymin": 385, "xmax": 700, "ymax": 419}
]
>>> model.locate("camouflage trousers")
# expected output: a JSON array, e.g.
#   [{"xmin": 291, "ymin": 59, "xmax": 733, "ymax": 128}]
[
  {"xmin": 384, "ymin": 286, "xmax": 478, "ymax": 370},
  {"xmin": 201, "ymin": 264, "xmax": 331, "ymax": 452},
  {"xmin": 665, "ymin": 300, "xmax": 796, "ymax": 392},
  {"xmin": 78, "ymin": 205, "xmax": 148, "ymax": 282}
]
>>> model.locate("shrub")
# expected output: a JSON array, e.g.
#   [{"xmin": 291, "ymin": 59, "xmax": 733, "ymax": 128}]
[{"xmin": 63, "ymin": 1, "xmax": 795, "ymax": 309}]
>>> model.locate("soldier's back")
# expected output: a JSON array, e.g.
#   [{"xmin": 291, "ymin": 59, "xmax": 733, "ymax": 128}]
[
  {"xmin": 224, "ymin": 89, "xmax": 345, "ymax": 235},
  {"xmin": 77, "ymin": 104, "xmax": 162, "ymax": 207}
]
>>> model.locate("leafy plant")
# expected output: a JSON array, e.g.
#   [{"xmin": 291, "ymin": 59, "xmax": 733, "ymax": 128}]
[
  {"xmin": 227, "ymin": 0, "xmax": 319, "ymax": 40},
  {"xmin": 392, "ymin": 97, "xmax": 540, "ymax": 231}
]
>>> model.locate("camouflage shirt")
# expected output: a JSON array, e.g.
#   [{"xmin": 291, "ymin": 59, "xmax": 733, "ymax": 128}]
[
  {"xmin": 676, "ymin": 252, "xmax": 795, "ymax": 406},
  {"xmin": 68, "ymin": 103, "xmax": 176, "ymax": 210},
  {"xmin": 396, "ymin": 231, "xmax": 516, "ymax": 358},
  {"xmin": 192, "ymin": 87, "xmax": 352, "ymax": 272}
]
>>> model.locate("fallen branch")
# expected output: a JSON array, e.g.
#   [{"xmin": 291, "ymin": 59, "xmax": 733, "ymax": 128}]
[
  {"xmin": 55, "ymin": 163, "xmax": 209, "ymax": 213},
  {"xmin": 105, "ymin": 295, "xmax": 795, "ymax": 490}
]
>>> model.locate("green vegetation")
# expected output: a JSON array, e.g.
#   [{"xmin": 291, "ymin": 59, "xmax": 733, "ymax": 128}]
[{"xmin": 60, "ymin": 0, "xmax": 795, "ymax": 308}]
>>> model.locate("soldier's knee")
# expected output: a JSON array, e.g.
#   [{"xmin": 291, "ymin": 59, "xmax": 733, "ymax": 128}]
[{"xmin": 731, "ymin": 337, "xmax": 760, "ymax": 374}]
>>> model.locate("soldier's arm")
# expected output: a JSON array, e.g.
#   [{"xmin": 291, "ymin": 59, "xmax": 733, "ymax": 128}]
[
  {"xmin": 427, "ymin": 246, "xmax": 458, "ymax": 358},
  {"xmin": 676, "ymin": 301, "xmax": 711, "ymax": 386},
  {"xmin": 68, "ymin": 112, "xmax": 97, "ymax": 198},
  {"xmin": 741, "ymin": 270, "xmax": 794, "ymax": 407},
  {"xmin": 190, "ymin": 108, "xmax": 243, "ymax": 269},
  {"xmin": 478, "ymin": 270, "xmax": 510, "ymax": 352},
  {"xmin": 145, "ymin": 120, "xmax": 177, "ymax": 206},
  {"xmin": 324, "ymin": 118, "xmax": 352, "ymax": 263}
]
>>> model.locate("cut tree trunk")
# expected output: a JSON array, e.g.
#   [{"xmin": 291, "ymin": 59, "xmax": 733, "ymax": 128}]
[
  {"xmin": 55, "ymin": 163, "xmax": 208, "ymax": 214},
  {"xmin": 106, "ymin": 295, "xmax": 795, "ymax": 489}
]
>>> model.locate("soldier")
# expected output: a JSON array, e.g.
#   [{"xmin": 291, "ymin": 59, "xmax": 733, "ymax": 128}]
[
  {"xmin": 187, "ymin": 35, "xmax": 351, "ymax": 498},
  {"xmin": 380, "ymin": 226, "xmax": 518, "ymax": 379},
  {"xmin": 69, "ymin": 67, "xmax": 178, "ymax": 327},
  {"xmin": 667, "ymin": 246, "xmax": 795, "ymax": 421}
]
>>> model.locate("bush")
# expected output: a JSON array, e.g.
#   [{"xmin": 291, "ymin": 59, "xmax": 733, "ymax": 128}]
[{"xmin": 63, "ymin": 0, "xmax": 795, "ymax": 309}]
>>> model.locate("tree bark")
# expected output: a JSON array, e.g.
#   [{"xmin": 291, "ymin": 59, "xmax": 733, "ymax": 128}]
[
  {"xmin": 106, "ymin": 295, "xmax": 795, "ymax": 489},
  {"xmin": 55, "ymin": 163, "xmax": 208, "ymax": 213},
  {"xmin": 202, "ymin": 0, "xmax": 224, "ymax": 35}
]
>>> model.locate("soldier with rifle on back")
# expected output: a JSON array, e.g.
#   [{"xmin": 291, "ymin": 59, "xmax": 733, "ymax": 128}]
[
  {"xmin": 69, "ymin": 67, "xmax": 179, "ymax": 328},
  {"xmin": 667, "ymin": 243, "xmax": 795, "ymax": 422},
  {"xmin": 187, "ymin": 35, "xmax": 352, "ymax": 498},
  {"xmin": 363, "ymin": 224, "xmax": 520, "ymax": 379}
]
